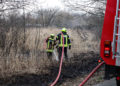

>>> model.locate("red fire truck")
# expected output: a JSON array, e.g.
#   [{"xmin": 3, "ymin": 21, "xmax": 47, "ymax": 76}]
[{"xmin": 100, "ymin": 0, "xmax": 120, "ymax": 85}]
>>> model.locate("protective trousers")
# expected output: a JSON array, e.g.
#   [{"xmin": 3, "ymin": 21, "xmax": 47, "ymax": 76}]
[
  {"xmin": 58, "ymin": 47, "xmax": 68, "ymax": 61},
  {"xmin": 47, "ymin": 52, "xmax": 52, "ymax": 61}
]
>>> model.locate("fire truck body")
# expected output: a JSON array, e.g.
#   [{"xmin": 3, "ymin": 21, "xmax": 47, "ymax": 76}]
[
  {"xmin": 100, "ymin": 0, "xmax": 120, "ymax": 85},
  {"xmin": 100, "ymin": 0, "xmax": 119, "ymax": 66}
]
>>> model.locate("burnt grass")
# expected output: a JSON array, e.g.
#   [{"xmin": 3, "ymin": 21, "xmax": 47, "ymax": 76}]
[{"xmin": 0, "ymin": 51, "xmax": 103, "ymax": 86}]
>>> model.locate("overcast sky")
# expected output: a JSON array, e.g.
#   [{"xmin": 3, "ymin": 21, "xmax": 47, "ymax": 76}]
[
  {"xmin": 30, "ymin": 0, "xmax": 65, "ymax": 10},
  {"xmin": 38, "ymin": 0, "xmax": 64, "ymax": 8},
  {"xmin": 25, "ymin": 0, "xmax": 91, "ymax": 13},
  {"xmin": 35, "ymin": 0, "xmax": 89, "ymax": 9}
]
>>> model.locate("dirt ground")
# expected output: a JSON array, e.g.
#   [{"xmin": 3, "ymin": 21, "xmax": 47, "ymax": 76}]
[{"xmin": 0, "ymin": 51, "xmax": 106, "ymax": 86}]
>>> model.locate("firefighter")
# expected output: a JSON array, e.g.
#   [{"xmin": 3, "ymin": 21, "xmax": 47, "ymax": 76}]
[
  {"xmin": 46, "ymin": 34, "xmax": 56, "ymax": 61},
  {"xmin": 56, "ymin": 28, "xmax": 71, "ymax": 61}
]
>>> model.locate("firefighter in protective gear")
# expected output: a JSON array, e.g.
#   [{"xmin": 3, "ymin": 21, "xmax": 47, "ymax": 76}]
[
  {"xmin": 56, "ymin": 28, "xmax": 71, "ymax": 61},
  {"xmin": 46, "ymin": 34, "xmax": 56, "ymax": 61}
]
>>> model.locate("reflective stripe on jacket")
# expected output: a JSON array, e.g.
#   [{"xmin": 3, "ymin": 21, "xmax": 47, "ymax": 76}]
[
  {"xmin": 56, "ymin": 33, "xmax": 71, "ymax": 47},
  {"xmin": 46, "ymin": 38, "xmax": 55, "ymax": 52}
]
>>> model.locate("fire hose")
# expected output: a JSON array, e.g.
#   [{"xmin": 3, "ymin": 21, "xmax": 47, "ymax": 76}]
[
  {"xmin": 79, "ymin": 61, "xmax": 105, "ymax": 86},
  {"xmin": 50, "ymin": 33, "xmax": 64, "ymax": 86},
  {"xmin": 44, "ymin": 34, "xmax": 104, "ymax": 86},
  {"xmin": 44, "ymin": 33, "xmax": 64, "ymax": 86}
]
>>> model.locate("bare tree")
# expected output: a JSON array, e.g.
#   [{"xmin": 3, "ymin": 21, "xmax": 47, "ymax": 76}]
[
  {"xmin": 62, "ymin": 0, "xmax": 106, "ymax": 16},
  {"xmin": 62, "ymin": 0, "xmax": 106, "ymax": 39},
  {"xmin": 0, "ymin": 0, "xmax": 33, "ymax": 56},
  {"xmin": 36, "ymin": 9, "xmax": 59, "ymax": 27},
  {"xmin": 53, "ymin": 11, "xmax": 74, "ymax": 28}
]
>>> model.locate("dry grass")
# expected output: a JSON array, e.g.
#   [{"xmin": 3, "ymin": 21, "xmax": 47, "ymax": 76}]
[
  {"xmin": 0, "ymin": 27, "xmax": 101, "ymax": 86},
  {"xmin": 26, "ymin": 27, "xmax": 100, "ymax": 55}
]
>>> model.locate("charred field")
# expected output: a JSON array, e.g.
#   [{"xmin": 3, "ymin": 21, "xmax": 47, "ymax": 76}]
[
  {"xmin": 0, "ymin": 28, "xmax": 105, "ymax": 86},
  {"xmin": 0, "ymin": 51, "xmax": 105, "ymax": 86}
]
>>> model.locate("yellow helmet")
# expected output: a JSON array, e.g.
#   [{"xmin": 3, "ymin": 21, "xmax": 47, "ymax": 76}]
[
  {"xmin": 50, "ymin": 34, "xmax": 55, "ymax": 37},
  {"xmin": 61, "ymin": 27, "xmax": 67, "ymax": 32}
]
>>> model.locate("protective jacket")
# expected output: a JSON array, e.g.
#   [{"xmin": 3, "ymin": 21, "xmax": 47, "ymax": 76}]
[
  {"xmin": 56, "ymin": 32, "xmax": 71, "ymax": 47},
  {"xmin": 46, "ymin": 37, "xmax": 55, "ymax": 52}
]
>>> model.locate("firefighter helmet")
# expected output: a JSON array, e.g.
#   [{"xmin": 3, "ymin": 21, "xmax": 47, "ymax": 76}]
[
  {"xmin": 50, "ymin": 34, "xmax": 55, "ymax": 37},
  {"xmin": 61, "ymin": 28, "xmax": 67, "ymax": 32}
]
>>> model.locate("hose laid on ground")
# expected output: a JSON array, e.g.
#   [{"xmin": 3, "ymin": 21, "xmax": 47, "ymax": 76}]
[
  {"xmin": 79, "ymin": 61, "xmax": 105, "ymax": 86},
  {"xmin": 44, "ymin": 35, "xmax": 104, "ymax": 86},
  {"xmin": 50, "ymin": 33, "xmax": 64, "ymax": 86}
]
